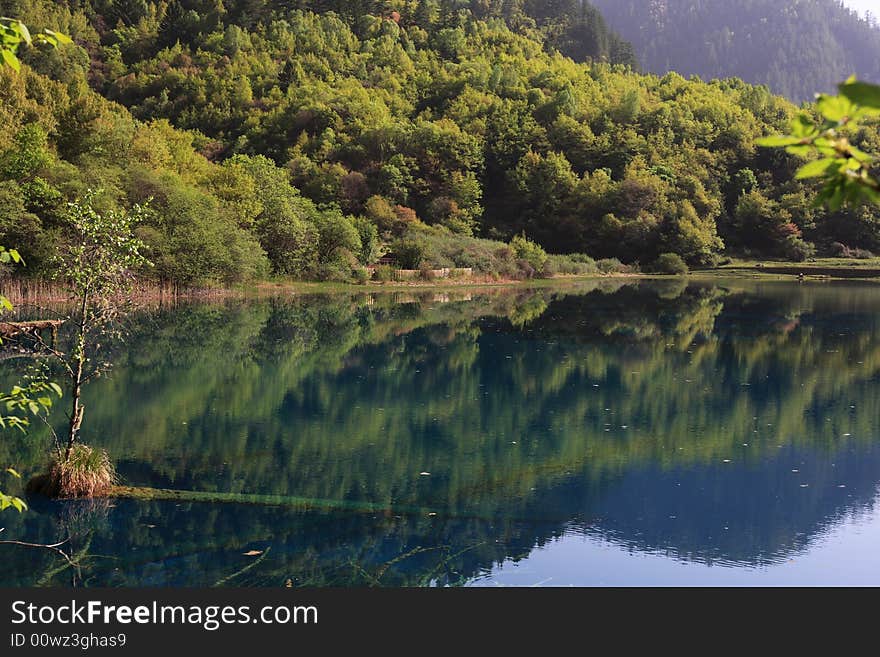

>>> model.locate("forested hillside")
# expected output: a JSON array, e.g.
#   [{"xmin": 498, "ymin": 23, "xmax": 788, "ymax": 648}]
[
  {"xmin": 593, "ymin": 0, "xmax": 880, "ymax": 103},
  {"xmin": 2, "ymin": 0, "xmax": 880, "ymax": 286}
]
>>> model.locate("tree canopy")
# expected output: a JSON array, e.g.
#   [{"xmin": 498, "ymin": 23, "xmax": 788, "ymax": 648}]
[{"xmin": 1, "ymin": 0, "xmax": 879, "ymax": 282}]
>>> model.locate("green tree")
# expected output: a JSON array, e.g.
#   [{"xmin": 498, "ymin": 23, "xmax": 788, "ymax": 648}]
[
  {"xmin": 0, "ymin": 18, "xmax": 66, "ymax": 513},
  {"xmin": 48, "ymin": 193, "xmax": 149, "ymax": 466},
  {"xmin": 353, "ymin": 215, "xmax": 381, "ymax": 265}
]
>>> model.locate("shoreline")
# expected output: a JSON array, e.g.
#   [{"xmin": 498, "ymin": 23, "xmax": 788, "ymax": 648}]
[{"xmin": 4, "ymin": 265, "xmax": 878, "ymax": 306}]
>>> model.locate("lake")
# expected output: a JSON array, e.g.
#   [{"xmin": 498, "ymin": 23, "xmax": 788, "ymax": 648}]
[{"xmin": 2, "ymin": 278, "xmax": 879, "ymax": 586}]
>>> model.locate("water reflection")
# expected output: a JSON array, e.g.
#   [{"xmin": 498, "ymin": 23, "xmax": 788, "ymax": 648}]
[{"xmin": 1, "ymin": 279, "xmax": 879, "ymax": 586}]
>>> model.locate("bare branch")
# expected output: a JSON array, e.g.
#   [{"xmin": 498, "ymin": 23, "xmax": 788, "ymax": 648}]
[{"xmin": 0, "ymin": 536, "xmax": 80, "ymax": 575}]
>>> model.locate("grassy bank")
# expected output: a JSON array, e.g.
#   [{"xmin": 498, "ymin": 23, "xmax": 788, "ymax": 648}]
[
  {"xmin": 2, "ymin": 273, "xmax": 641, "ymax": 306},
  {"xmin": 7, "ymin": 257, "xmax": 880, "ymax": 308},
  {"xmin": 704, "ymin": 257, "xmax": 880, "ymax": 280}
]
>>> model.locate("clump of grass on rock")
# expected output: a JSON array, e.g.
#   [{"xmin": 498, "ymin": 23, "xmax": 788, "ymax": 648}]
[{"xmin": 29, "ymin": 444, "xmax": 116, "ymax": 499}]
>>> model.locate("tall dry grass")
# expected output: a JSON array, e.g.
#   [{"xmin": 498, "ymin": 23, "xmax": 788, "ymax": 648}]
[{"xmin": 28, "ymin": 444, "xmax": 117, "ymax": 499}]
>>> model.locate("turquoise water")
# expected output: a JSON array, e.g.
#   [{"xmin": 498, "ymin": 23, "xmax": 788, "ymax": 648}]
[{"xmin": 2, "ymin": 278, "xmax": 879, "ymax": 586}]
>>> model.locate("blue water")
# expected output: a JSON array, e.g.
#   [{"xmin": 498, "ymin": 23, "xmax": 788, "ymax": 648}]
[{"xmin": 1, "ymin": 278, "xmax": 878, "ymax": 586}]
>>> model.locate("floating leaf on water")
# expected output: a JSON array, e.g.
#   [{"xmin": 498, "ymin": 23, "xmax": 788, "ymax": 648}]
[{"xmin": 243, "ymin": 550, "xmax": 263, "ymax": 556}]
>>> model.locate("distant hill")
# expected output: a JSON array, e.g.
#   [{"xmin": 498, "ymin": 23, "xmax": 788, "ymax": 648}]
[{"xmin": 591, "ymin": 0, "xmax": 880, "ymax": 102}]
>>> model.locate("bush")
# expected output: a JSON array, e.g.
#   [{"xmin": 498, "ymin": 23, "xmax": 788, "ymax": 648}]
[
  {"xmin": 372, "ymin": 264, "xmax": 394, "ymax": 282},
  {"xmin": 510, "ymin": 233, "xmax": 548, "ymax": 272},
  {"xmin": 352, "ymin": 267, "xmax": 370, "ymax": 284},
  {"xmin": 568, "ymin": 253, "xmax": 597, "ymax": 266},
  {"xmin": 546, "ymin": 254, "xmax": 598, "ymax": 275},
  {"xmin": 419, "ymin": 265, "xmax": 436, "ymax": 281},
  {"xmin": 541, "ymin": 257, "xmax": 559, "ymax": 277},
  {"xmin": 394, "ymin": 238, "xmax": 426, "ymax": 269},
  {"xmin": 782, "ymin": 235, "xmax": 816, "ymax": 262},
  {"xmin": 597, "ymin": 258, "xmax": 626, "ymax": 274},
  {"xmin": 830, "ymin": 242, "xmax": 874, "ymax": 259},
  {"xmin": 651, "ymin": 252, "xmax": 689, "ymax": 275}
]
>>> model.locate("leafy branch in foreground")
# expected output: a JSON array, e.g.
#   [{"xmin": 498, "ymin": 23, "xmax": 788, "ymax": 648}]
[
  {"xmin": 0, "ymin": 17, "xmax": 71, "ymax": 71},
  {"xmin": 0, "ymin": 246, "xmax": 61, "ymax": 513},
  {"xmin": 757, "ymin": 78, "xmax": 880, "ymax": 209},
  {"xmin": 0, "ymin": 246, "xmax": 22, "ymax": 311}
]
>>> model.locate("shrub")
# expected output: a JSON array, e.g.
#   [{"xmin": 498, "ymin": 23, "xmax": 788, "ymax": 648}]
[
  {"xmin": 546, "ymin": 254, "xmax": 598, "ymax": 275},
  {"xmin": 419, "ymin": 265, "xmax": 436, "ymax": 281},
  {"xmin": 510, "ymin": 233, "xmax": 548, "ymax": 272},
  {"xmin": 830, "ymin": 242, "xmax": 874, "ymax": 259},
  {"xmin": 394, "ymin": 238, "xmax": 426, "ymax": 269},
  {"xmin": 781, "ymin": 235, "xmax": 815, "ymax": 262},
  {"xmin": 541, "ymin": 257, "xmax": 559, "ymax": 277},
  {"xmin": 352, "ymin": 267, "xmax": 370, "ymax": 284},
  {"xmin": 651, "ymin": 252, "xmax": 689, "ymax": 275},
  {"xmin": 568, "ymin": 253, "xmax": 597, "ymax": 266},
  {"xmin": 597, "ymin": 258, "xmax": 625, "ymax": 274},
  {"xmin": 373, "ymin": 264, "xmax": 394, "ymax": 282}
]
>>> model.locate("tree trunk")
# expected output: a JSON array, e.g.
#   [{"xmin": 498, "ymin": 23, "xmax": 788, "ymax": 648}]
[{"xmin": 64, "ymin": 290, "xmax": 89, "ymax": 460}]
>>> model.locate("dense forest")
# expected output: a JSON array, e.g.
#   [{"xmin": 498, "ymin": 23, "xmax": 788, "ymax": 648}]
[
  {"xmin": 593, "ymin": 0, "xmax": 880, "ymax": 103},
  {"xmin": 2, "ymin": 0, "xmax": 880, "ymax": 286}
]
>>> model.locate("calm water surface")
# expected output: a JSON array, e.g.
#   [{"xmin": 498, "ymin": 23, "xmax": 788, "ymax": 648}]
[{"xmin": 2, "ymin": 278, "xmax": 879, "ymax": 586}]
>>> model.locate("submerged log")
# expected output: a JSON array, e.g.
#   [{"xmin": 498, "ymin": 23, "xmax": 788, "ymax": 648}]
[
  {"xmin": 0, "ymin": 319, "xmax": 64, "ymax": 339},
  {"xmin": 105, "ymin": 485, "xmax": 439, "ymax": 516}
]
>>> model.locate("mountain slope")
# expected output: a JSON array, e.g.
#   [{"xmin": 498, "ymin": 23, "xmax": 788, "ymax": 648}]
[
  {"xmin": 592, "ymin": 0, "xmax": 880, "ymax": 102},
  {"xmin": 2, "ymin": 0, "xmax": 880, "ymax": 282}
]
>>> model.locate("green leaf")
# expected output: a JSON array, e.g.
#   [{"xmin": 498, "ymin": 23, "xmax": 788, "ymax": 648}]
[
  {"xmin": 796, "ymin": 158, "xmax": 841, "ymax": 179},
  {"xmin": 816, "ymin": 94, "xmax": 855, "ymax": 123},
  {"xmin": 790, "ymin": 114, "xmax": 819, "ymax": 138},
  {"xmin": 48, "ymin": 382, "xmax": 62, "ymax": 396},
  {"xmin": 785, "ymin": 145, "xmax": 813, "ymax": 157},
  {"xmin": 1, "ymin": 48, "xmax": 20, "ymax": 71},
  {"xmin": 5, "ymin": 467, "xmax": 21, "ymax": 478},
  {"xmin": 847, "ymin": 146, "xmax": 874, "ymax": 164},
  {"xmin": 839, "ymin": 81, "xmax": 880, "ymax": 112},
  {"xmin": 756, "ymin": 135, "xmax": 803, "ymax": 147},
  {"xmin": 45, "ymin": 29, "xmax": 72, "ymax": 45},
  {"xmin": 15, "ymin": 20, "xmax": 30, "ymax": 45}
]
